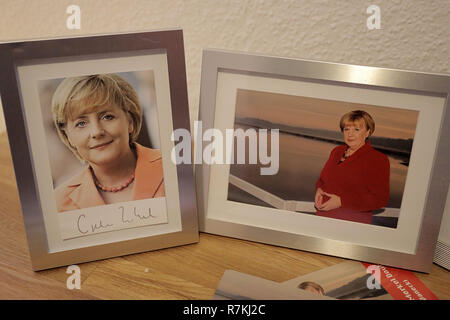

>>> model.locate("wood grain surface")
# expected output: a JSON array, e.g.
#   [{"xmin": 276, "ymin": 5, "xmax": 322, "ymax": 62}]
[{"xmin": 0, "ymin": 132, "xmax": 448, "ymax": 300}]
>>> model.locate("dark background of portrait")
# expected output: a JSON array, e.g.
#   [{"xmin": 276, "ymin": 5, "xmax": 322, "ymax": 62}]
[
  {"xmin": 227, "ymin": 89, "xmax": 419, "ymax": 227},
  {"xmin": 37, "ymin": 71, "xmax": 160, "ymax": 188}
]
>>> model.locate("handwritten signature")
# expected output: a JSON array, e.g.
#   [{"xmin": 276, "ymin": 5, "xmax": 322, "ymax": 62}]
[
  {"xmin": 120, "ymin": 206, "xmax": 157, "ymax": 223},
  {"xmin": 76, "ymin": 206, "xmax": 157, "ymax": 235}
]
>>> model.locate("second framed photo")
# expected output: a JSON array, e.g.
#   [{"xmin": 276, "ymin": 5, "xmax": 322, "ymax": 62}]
[
  {"xmin": 0, "ymin": 30, "xmax": 198, "ymax": 270},
  {"xmin": 196, "ymin": 49, "xmax": 450, "ymax": 272}
]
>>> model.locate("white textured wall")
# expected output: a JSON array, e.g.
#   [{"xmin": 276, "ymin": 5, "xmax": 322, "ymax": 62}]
[{"xmin": 0, "ymin": 0, "xmax": 449, "ymax": 134}]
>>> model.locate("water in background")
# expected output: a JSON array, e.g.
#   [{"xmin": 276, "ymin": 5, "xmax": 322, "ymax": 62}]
[{"xmin": 228, "ymin": 125, "xmax": 408, "ymax": 209}]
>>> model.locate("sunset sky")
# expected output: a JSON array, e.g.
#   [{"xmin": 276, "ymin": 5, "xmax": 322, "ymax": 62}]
[{"xmin": 234, "ymin": 89, "xmax": 419, "ymax": 140}]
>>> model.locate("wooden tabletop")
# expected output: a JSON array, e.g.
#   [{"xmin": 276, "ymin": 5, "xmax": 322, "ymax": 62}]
[{"xmin": 0, "ymin": 132, "xmax": 448, "ymax": 300}]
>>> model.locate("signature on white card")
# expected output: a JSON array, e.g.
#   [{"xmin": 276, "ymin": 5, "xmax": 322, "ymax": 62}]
[{"xmin": 76, "ymin": 206, "xmax": 157, "ymax": 235}]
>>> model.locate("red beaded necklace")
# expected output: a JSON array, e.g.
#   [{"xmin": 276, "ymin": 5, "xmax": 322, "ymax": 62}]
[{"xmin": 90, "ymin": 167, "xmax": 135, "ymax": 193}]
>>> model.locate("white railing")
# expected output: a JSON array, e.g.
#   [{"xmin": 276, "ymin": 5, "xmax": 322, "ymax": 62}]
[{"xmin": 229, "ymin": 174, "xmax": 399, "ymax": 218}]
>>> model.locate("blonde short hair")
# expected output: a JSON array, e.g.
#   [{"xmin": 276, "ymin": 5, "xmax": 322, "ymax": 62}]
[
  {"xmin": 52, "ymin": 74, "xmax": 142, "ymax": 160},
  {"xmin": 339, "ymin": 110, "xmax": 375, "ymax": 136},
  {"xmin": 298, "ymin": 281, "xmax": 325, "ymax": 295}
]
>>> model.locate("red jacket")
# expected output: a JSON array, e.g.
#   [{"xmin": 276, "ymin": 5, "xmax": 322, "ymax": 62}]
[{"xmin": 316, "ymin": 141, "xmax": 390, "ymax": 224}]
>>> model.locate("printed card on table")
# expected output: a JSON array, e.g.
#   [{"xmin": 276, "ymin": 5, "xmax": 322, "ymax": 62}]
[{"xmin": 281, "ymin": 261, "xmax": 438, "ymax": 300}]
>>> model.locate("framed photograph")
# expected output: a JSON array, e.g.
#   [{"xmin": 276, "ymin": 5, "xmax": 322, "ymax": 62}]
[
  {"xmin": 196, "ymin": 49, "xmax": 450, "ymax": 272},
  {"xmin": 0, "ymin": 30, "xmax": 198, "ymax": 270}
]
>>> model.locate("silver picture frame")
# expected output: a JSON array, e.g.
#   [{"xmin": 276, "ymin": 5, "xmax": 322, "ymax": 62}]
[
  {"xmin": 196, "ymin": 49, "xmax": 450, "ymax": 273},
  {"xmin": 0, "ymin": 30, "xmax": 198, "ymax": 271}
]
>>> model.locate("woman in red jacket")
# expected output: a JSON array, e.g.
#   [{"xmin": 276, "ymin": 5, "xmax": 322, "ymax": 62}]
[{"xmin": 315, "ymin": 110, "xmax": 390, "ymax": 224}]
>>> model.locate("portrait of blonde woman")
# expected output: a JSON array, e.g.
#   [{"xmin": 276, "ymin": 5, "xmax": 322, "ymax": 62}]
[
  {"xmin": 52, "ymin": 74, "xmax": 165, "ymax": 212},
  {"xmin": 315, "ymin": 110, "xmax": 390, "ymax": 224}
]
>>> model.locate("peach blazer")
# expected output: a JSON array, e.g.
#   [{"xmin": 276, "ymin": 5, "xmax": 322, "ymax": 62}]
[{"xmin": 55, "ymin": 143, "xmax": 165, "ymax": 212}]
